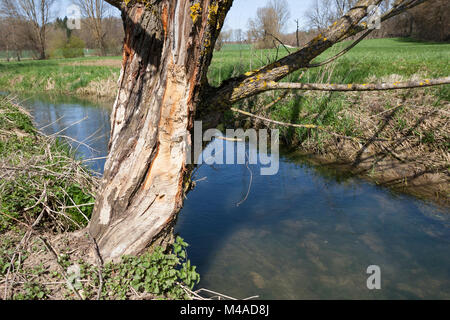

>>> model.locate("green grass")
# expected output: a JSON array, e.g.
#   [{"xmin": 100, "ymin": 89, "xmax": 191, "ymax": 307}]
[
  {"xmin": 0, "ymin": 97, "xmax": 97, "ymax": 232},
  {"xmin": 209, "ymin": 38, "xmax": 450, "ymax": 86},
  {"xmin": 0, "ymin": 37, "xmax": 447, "ymax": 94},
  {"xmin": 211, "ymin": 38, "xmax": 449, "ymax": 146},
  {"xmin": 0, "ymin": 98, "xmax": 201, "ymax": 300},
  {"xmin": 0, "ymin": 56, "xmax": 121, "ymax": 95}
]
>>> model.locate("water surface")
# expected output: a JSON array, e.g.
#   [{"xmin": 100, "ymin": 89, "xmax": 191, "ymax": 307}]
[{"xmin": 19, "ymin": 95, "xmax": 450, "ymax": 299}]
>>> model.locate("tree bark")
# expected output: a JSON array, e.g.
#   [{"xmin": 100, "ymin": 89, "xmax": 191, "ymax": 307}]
[{"xmin": 89, "ymin": 0, "xmax": 231, "ymax": 261}]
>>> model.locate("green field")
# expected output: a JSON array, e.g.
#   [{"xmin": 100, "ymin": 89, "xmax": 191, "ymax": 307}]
[
  {"xmin": 211, "ymin": 38, "xmax": 449, "ymax": 145},
  {"xmin": 0, "ymin": 55, "xmax": 121, "ymax": 96}
]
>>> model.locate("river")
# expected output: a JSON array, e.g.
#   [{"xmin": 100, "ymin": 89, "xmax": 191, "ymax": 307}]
[{"xmin": 18, "ymin": 94, "xmax": 450, "ymax": 299}]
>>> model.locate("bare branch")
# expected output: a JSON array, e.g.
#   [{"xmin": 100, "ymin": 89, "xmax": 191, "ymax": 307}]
[
  {"xmin": 263, "ymin": 77, "xmax": 450, "ymax": 92},
  {"xmin": 210, "ymin": 0, "xmax": 384, "ymax": 105},
  {"xmin": 103, "ymin": 0, "xmax": 122, "ymax": 9},
  {"xmin": 307, "ymin": 29, "xmax": 372, "ymax": 68}
]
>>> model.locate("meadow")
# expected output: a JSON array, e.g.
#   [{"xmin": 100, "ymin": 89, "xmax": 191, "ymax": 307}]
[{"xmin": 209, "ymin": 38, "xmax": 450, "ymax": 86}]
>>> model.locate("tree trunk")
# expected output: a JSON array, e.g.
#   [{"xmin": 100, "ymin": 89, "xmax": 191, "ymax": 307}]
[{"xmin": 89, "ymin": 0, "xmax": 230, "ymax": 261}]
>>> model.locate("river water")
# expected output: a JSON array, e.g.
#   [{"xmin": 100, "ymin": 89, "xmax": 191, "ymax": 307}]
[{"xmin": 19, "ymin": 95, "xmax": 450, "ymax": 299}]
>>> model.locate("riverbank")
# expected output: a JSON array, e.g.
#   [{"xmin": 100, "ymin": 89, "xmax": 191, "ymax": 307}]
[
  {"xmin": 0, "ymin": 97, "xmax": 199, "ymax": 300},
  {"xmin": 0, "ymin": 57, "xmax": 121, "ymax": 99}
]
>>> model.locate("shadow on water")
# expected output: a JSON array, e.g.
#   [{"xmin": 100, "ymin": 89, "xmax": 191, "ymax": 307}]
[{"xmin": 14, "ymin": 94, "xmax": 450, "ymax": 300}]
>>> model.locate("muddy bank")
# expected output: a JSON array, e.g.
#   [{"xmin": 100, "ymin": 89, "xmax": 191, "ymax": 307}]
[{"xmin": 272, "ymin": 88, "xmax": 450, "ymax": 207}]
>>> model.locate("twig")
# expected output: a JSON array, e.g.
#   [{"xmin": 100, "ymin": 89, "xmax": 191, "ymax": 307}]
[
  {"xmin": 87, "ymin": 232, "xmax": 104, "ymax": 300},
  {"xmin": 38, "ymin": 236, "xmax": 84, "ymax": 300},
  {"xmin": 236, "ymin": 152, "xmax": 253, "ymax": 207}
]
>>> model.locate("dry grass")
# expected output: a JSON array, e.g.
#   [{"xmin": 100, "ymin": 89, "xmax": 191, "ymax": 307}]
[
  {"xmin": 76, "ymin": 76, "xmax": 119, "ymax": 99},
  {"xmin": 61, "ymin": 59, "xmax": 122, "ymax": 68},
  {"xmin": 299, "ymin": 88, "xmax": 449, "ymax": 204}
]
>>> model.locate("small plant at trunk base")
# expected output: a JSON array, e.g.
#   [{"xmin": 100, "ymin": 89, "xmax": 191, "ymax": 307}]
[
  {"xmin": 99, "ymin": 236, "xmax": 200, "ymax": 300},
  {"xmin": 13, "ymin": 282, "xmax": 49, "ymax": 300}
]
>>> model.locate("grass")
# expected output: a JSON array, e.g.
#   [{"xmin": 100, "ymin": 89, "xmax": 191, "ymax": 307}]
[
  {"xmin": 0, "ymin": 96, "xmax": 98, "ymax": 232},
  {"xmin": 0, "ymin": 37, "xmax": 447, "ymax": 147},
  {"xmin": 0, "ymin": 37, "xmax": 447, "ymax": 95},
  {"xmin": 0, "ymin": 56, "xmax": 121, "ymax": 96},
  {"xmin": 208, "ymin": 38, "xmax": 450, "ymax": 85}
]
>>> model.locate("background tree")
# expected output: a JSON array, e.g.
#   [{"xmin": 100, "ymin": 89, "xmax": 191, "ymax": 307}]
[
  {"xmin": 248, "ymin": 0, "xmax": 291, "ymax": 48},
  {"xmin": 305, "ymin": 0, "xmax": 394, "ymax": 31},
  {"xmin": 215, "ymin": 28, "xmax": 232, "ymax": 51},
  {"xmin": 0, "ymin": 0, "xmax": 55, "ymax": 60},
  {"xmin": 305, "ymin": 0, "xmax": 440, "ymax": 38},
  {"xmin": 89, "ymin": 0, "xmax": 449, "ymax": 262},
  {"xmin": 0, "ymin": 17, "xmax": 29, "ymax": 61},
  {"xmin": 74, "ymin": 0, "xmax": 112, "ymax": 56},
  {"xmin": 372, "ymin": 0, "xmax": 449, "ymax": 41}
]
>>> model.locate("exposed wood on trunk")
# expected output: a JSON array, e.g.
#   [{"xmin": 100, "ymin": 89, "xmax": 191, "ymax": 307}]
[{"xmin": 90, "ymin": 0, "xmax": 231, "ymax": 261}]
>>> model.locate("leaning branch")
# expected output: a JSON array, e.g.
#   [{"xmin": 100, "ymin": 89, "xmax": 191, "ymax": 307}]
[
  {"xmin": 103, "ymin": 0, "xmax": 123, "ymax": 9},
  {"xmin": 264, "ymin": 77, "xmax": 450, "ymax": 92}
]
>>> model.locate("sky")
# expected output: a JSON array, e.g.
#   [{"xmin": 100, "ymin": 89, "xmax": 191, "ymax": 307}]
[
  {"xmin": 56, "ymin": 0, "xmax": 316, "ymax": 33},
  {"xmin": 223, "ymin": 0, "xmax": 315, "ymax": 33}
]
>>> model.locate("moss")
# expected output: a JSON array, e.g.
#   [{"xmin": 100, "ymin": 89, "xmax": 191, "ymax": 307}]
[{"xmin": 190, "ymin": 3, "xmax": 202, "ymax": 24}]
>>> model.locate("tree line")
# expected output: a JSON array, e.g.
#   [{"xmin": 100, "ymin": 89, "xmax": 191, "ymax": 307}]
[
  {"xmin": 1, "ymin": 0, "xmax": 446, "ymax": 60},
  {"xmin": 0, "ymin": 0, "xmax": 124, "ymax": 61}
]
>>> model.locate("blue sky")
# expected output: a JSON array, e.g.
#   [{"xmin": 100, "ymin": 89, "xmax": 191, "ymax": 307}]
[{"xmin": 56, "ymin": 0, "xmax": 315, "ymax": 33}]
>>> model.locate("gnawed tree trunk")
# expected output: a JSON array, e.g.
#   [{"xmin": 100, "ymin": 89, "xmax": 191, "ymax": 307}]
[{"xmin": 89, "ymin": 0, "xmax": 231, "ymax": 261}]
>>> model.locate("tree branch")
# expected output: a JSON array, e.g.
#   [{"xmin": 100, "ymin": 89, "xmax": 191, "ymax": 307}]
[
  {"xmin": 343, "ymin": 0, "xmax": 429, "ymax": 40},
  {"xmin": 103, "ymin": 0, "xmax": 123, "ymax": 9},
  {"xmin": 263, "ymin": 77, "xmax": 450, "ymax": 92},
  {"xmin": 209, "ymin": 0, "xmax": 384, "ymax": 105},
  {"xmin": 206, "ymin": 0, "xmax": 436, "ymax": 107},
  {"xmin": 307, "ymin": 29, "xmax": 373, "ymax": 68}
]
